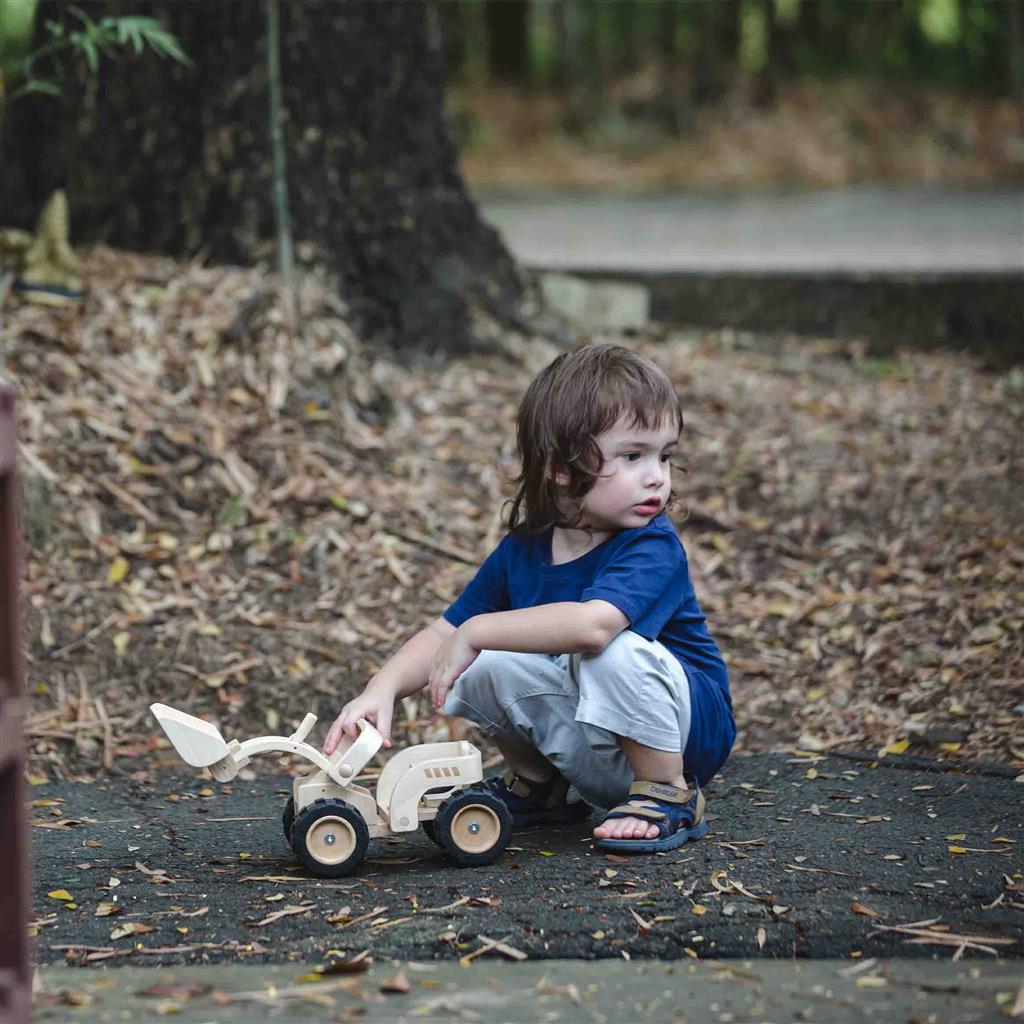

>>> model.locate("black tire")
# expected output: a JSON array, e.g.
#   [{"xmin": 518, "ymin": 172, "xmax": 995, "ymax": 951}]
[
  {"xmin": 433, "ymin": 786, "xmax": 512, "ymax": 867},
  {"xmin": 421, "ymin": 819, "xmax": 441, "ymax": 846},
  {"xmin": 290, "ymin": 798, "xmax": 369, "ymax": 878},
  {"xmin": 282, "ymin": 797, "xmax": 295, "ymax": 842}
]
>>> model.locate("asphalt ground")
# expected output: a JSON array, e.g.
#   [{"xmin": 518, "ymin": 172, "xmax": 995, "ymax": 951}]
[{"xmin": 30, "ymin": 751, "xmax": 1023, "ymax": 968}]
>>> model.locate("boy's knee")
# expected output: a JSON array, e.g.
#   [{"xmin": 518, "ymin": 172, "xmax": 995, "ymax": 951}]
[
  {"xmin": 448, "ymin": 648, "xmax": 546, "ymax": 710},
  {"xmin": 576, "ymin": 630, "xmax": 663, "ymax": 684},
  {"xmin": 455, "ymin": 648, "xmax": 527, "ymax": 689}
]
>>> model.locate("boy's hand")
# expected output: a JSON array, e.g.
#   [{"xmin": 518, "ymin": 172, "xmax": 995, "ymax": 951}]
[
  {"xmin": 428, "ymin": 625, "xmax": 480, "ymax": 710},
  {"xmin": 323, "ymin": 689, "xmax": 395, "ymax": 755}
]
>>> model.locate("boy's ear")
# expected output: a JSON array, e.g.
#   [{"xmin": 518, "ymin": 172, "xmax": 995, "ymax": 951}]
[{"xmin": 550, "ymin": 462, "xmax": 570, "ymax": 488}]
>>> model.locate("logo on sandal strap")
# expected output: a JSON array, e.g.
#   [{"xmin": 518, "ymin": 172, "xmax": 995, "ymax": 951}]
[{"xmin": 637, "ymin": 782, "xmax": 689, "ymax": 801}]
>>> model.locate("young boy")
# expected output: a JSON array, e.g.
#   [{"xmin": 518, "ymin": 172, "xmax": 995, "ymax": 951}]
[{"xmin": 325, "ymin": 344, "xmax": 735, "ymax": 852}]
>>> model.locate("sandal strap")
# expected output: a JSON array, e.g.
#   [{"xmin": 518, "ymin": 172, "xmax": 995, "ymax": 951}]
[
  {"xmin": 601, "ymin": 777, "xmax": 705, "ymax": 835},
  {"xmin": 629, "ymin": 780, "xmax": 691, "ymax": 803},
  {"xmin": 606, "ymin": 803, "xmax": 666, "ymax": 821},
  {"xmin": 493, "ymin": 769, "xmax": 572, "ymax": 809}
]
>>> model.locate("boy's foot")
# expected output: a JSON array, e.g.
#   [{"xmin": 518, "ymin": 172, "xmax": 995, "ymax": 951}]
[
  {"xmin": 593, "ymin": 777, "xmax": 706, "ymax": 853},
  {"xmin": 483, "ymin": 769, "xmax": 591, "ymax": 828}
]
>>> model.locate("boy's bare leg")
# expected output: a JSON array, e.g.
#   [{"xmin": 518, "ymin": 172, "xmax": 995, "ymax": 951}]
[
  {"xmin": 494, "ymin": 736, "xmax": 554, "ymax": 784},
  {"xmin": 592, "ymin": 737, "xmax": 685, "ymax": 841}
]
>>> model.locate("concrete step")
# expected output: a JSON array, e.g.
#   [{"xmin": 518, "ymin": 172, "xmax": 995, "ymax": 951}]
[{"xmin": 481, "ymin": 189, "xmax": 1024, "ymax": 274}]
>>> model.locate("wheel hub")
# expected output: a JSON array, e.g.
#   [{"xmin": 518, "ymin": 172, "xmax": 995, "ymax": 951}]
[
  {"xmin": 450, "ymin": 804, "xmax": 501, "ymax": 854},
  {"xmin": 306, "ymin": 815, "xmax": 356, "ymax": 865}
]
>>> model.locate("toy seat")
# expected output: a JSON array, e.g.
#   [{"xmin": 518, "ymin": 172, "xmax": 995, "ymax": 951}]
[{"xmin": 151, "ymin": 703, "xmax": 231, "ymax": 767}]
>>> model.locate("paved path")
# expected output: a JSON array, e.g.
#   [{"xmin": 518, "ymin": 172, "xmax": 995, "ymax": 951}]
[
  {"xmin": 31, "ymin": 752, "xmax": 1022, "ymax": 966},
  {"xmin": 480, "ymin": 188, "xmax": 1024, "ymax": 273},
  {"xmin": 36, "ymin": 960, "xmax": 1023, "ymax": 1022}
]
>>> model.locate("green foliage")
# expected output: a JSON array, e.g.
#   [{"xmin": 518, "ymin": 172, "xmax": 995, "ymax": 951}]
[
  {"xmin": 448, "ymin": 0, "xmax": 1018, "ymax": 99},
  {"xmin": 0, "ymin": 1, "xmax": 190, "ymax": 106},
  {"xmin": 739, "ymin": 0, "xmax": 769, "ymax": 73},
  {"xmin": 0, "ymin": 0, "xmax": 39, "ymax": 67}
]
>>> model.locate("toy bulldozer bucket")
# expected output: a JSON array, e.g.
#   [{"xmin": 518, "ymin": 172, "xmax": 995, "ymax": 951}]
[
  {"xmin": 150, "ymin": 703, "xmax": 381, "ymax": 785},
  {"xmin": 150, "ymin": 704, "xmax": 232, "ymax": 768}
]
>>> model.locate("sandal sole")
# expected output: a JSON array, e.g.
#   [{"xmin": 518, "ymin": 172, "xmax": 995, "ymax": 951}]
[{"xmin": 594, "ymin": 817, "xmax": 708, "ymax": 853}]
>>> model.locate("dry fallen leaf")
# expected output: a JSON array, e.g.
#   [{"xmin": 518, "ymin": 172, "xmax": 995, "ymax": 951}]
[
  {"xmin": 851, "ymin": 901, "xmax": 880, "ymax": 917},
  {"xmin": 537, "ymin": 979, "xmax": 582, "ymax": 1004},
  {"xmin": 249, "ymin": 903, "xmax": 314, "ymax": 928},
  {"xmin": 107, "ymin": 557, "xmax": 130, "ymax": 584},
  {"xmin": 137, "ymin": 983, "xmax": 212, "ymax": 1001},
  {"xmin": 380, "ymin": 968, "xmax": 411, "ymax": 994}
]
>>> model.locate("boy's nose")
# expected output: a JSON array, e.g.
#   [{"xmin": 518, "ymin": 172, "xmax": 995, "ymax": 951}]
[{"xmin": 644, "ymin": 462, "xmax": 666, "ymax": 487}]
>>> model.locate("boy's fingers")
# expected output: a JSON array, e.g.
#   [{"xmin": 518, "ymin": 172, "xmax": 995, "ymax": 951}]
[
  {"xmin": 324, "ymin": 720, "xmax": 341, "ymax": 755},
  {"xmin": 377, "ymin": 709, "xmax": 392, "ymax": 747}
]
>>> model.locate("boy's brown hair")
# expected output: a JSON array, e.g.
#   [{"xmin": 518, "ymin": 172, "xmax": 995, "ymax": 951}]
[{"xmin": 507, "ymin": 344, "xmax": 683, "ymax": 535}]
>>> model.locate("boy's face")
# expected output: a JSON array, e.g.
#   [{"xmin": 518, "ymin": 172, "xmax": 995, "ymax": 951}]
[{"xmin": 559, "ymin": 414, "xmax": 679, "ymax": 533}]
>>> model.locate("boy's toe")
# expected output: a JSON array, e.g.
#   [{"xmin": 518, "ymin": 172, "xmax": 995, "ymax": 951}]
[{"xmin": 592, "ymin": 816, "xmax": 660, "ymax": 841}]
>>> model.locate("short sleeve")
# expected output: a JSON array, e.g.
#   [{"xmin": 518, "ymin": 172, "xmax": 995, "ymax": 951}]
[
  {"xmin": 580, "ymin": 529, "xmax": 688, "ymax": 640},
  {"xmin": 442, "ymin": 538, "xmax": 511, "ymax": 627}
]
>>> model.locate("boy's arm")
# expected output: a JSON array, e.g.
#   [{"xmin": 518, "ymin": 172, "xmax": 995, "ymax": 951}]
[
  {"xmin": 324, "ymin": 616, "xmax": 454, "ymax": 753},
  {"xmin": 427, "ymin": 600, "xmax": 628, "ymax": 709},
  {"xmin": 369, "ymin": 616, "xmax": 455, "ymax": 699},
  {"xmin": 462, "ymin": 600, "xmax": 628, "ymax": 656}
]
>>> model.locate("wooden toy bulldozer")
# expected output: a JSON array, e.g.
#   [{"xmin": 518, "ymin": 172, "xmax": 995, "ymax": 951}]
[{"xmin": 150, "ymin": 704, "xmax": 512, "ymax": 876}]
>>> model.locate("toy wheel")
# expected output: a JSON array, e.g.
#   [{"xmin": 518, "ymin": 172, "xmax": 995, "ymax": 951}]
[
  {"xmin": 421, "ymin": 819, "xmax": 441, "ymax": 846},
  {"xmin": 290, "ymin": 798, "xmax": 368, "ymax": 877},
  {"xmin": 433, "ymin": 786, "xmax": 512, "ymax": 867},
  {"xmin": 282, "ymin": 797, "xmax": 295, "ymax": 842}
]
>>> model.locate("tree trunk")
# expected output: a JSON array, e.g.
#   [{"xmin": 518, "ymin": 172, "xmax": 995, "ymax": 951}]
[
  {"xmin": 433, "ymin": 0, "xmax": 468, "ymax": 82},
  {"xmin": 658, "ymin": 0, "xmax": 678, "ymax": 60},
  {"xmin": 484, "ymin": 0, "xmax": 530, "ymax": 83},
  {"xmin": 1007, "ymin": 0, "xmax": 1023, "ymax": 99},
  {"xmin": 752, "ymin": 0, "xmax": 778, "ymax": 107},
  {"xmin": 0, "ymin": 0, "xmax": 532, "ymax": 354},
  {"xmin": 694, "ymin": 0, "xmax": 734, "ymax": 105},
  {"xmin": 552, "ymin": 0, "xmax": 582, "ymax": 89},
  {"xmin": 612, "ymin": 0, "xmax": 638, "ymax": 72}
]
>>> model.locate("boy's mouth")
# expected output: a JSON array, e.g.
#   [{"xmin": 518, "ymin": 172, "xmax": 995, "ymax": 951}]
[{"xmin": 634, "ymin": 499, "xmax": 662, "ymax": 514}]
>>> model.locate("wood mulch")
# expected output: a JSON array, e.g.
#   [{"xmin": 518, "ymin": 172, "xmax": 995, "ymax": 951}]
[
  {"xmin": 4, "ymin": 245, "xmax": 1022, "ymax": 781},
  {"xmin": 456, "ymin": 78, "xmax": 1024, "ymax": 193}
]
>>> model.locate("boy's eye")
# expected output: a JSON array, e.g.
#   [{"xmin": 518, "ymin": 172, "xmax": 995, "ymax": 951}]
[
  {"xmin": 661, "ymin": 453, "xmax": 674, "ymax": 463},
  {"xmin": 624, "ymin": 452, "xmax": 641, "ymax": 462}
]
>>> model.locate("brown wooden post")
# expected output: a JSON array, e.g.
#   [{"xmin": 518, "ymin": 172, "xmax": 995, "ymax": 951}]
[{"xmin": 0, "ymin": 383, "xmax": 31, "ymax": 1024}]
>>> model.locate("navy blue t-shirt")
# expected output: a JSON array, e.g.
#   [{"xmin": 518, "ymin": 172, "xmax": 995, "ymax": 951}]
[{"xmin": 443, "ymin": 516, "xmax": 735, "ymax": 778}]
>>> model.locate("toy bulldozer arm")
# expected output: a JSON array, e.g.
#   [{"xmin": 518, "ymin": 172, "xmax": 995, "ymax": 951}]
[{"xmin": 150, "ymin": 704, "xmax": 382, "ymax": 786}]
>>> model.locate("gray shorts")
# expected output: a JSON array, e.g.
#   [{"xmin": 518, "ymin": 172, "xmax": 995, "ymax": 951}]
[{"xmin": 443, "ymin": 630, "xmax": 692, "ymax": 810}]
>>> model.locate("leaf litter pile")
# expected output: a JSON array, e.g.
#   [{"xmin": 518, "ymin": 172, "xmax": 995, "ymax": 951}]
[{"xmin": 5, "ymin": 245, "xmax": 1023, "ymax": 784}]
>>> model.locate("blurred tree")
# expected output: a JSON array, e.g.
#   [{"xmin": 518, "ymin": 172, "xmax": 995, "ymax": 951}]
[
  {"xmin": 485, "ymin": 0, "xmax": 529, "ymax": 83},
  {"xmin": 435, "ymin": 0, "xmax": 468, "ymax": 83},
  {"xmin": 446, "ymin": 0, "xmax": 1018, "ymax": 110},
  {"xmin": 694, "ymin": 0, "xmax": 740, "ymax": 104},
  {"xmin": 550, "ymin": 0, "xmax": 581, "ymax": 88},
  {"xmin": 657, "ymin": 0, "xmax": 679, "ymax": 60},
  {"xmin": 751, "ymin": 0, "xmax": 778, "ymax": 107},
  {"xmin": 0, "ymin": 0, "xmax": 533, "ymax": 353},
  {"xmin": 611, "ymin": 0, "xmax": 638, "ymax": 72},
  {"xmin": 1009, "ymin": 0, "xmax": 1023, "ymax": 100}
]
